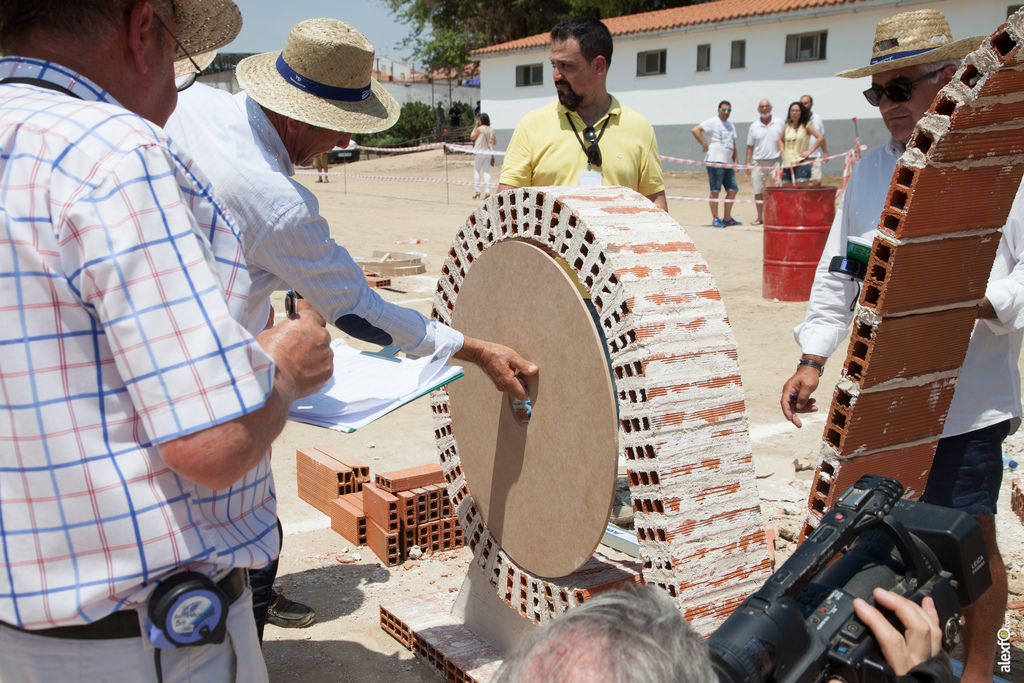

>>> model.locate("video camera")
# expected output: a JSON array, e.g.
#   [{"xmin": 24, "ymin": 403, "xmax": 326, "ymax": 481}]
[{"xmin": 707, "ymin": 475, "xmax": 991, "ymax": 683}]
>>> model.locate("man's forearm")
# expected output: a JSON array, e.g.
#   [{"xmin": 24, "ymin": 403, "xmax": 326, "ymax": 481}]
[{"xmin": 158, "ymin": 366, "xmax": 296, "ymax": 490}]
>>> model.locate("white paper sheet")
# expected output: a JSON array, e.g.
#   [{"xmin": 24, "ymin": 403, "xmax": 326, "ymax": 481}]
[{"xmin": 288, "ymin": 339, "xmax": 463, "ymax": 432}]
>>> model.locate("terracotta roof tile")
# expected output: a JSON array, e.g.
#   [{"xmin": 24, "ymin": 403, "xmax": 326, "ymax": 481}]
[{"xmin": 472, "ymin": 0, "xmax": 870, "ymax": 56}]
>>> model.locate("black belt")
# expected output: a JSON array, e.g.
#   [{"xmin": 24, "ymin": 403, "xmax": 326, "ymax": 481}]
[{"xmin": 0, "ymin": 568, "xmax": 246, "ymax": 640}]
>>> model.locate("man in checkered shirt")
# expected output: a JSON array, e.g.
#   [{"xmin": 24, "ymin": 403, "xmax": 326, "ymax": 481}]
[{"xmin": 0, "ymin": 1, "xmax": 333, "ymax": 680}]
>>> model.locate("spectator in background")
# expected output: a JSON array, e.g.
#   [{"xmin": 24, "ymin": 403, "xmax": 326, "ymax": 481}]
[
  {"xmin": 474, "ymin": 100, "xmax": 481, "ymax": 117},
  {"xmin": 471, "ymin": 112, "xmax": 497, "ymax": 199},
  {"xmin": 314, "ymin": 151, "xmax": 329, "ymax": 182},
  {"xmin": 692, "ymin": 101, "xmax": 740, "ymax": 227},
  {"xmin": 800, "ymin": 94, "xmax": 829, "ymax": 186},
  {"xmin": 778, "ymin": 101, "xmax": 823, "ymax": 185},
  {"xmin": 745, "ymin": 99, "xmax": 784, "ymax": 225},
  {"xmin": 436, "ymin": 101, "xmax": 445, "ymax": 133},
  {"xmin": 449, "ymin": 102, "xmax": 462, "ymax": 128}
]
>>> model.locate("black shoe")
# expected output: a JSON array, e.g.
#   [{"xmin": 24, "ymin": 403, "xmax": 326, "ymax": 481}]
[{"xmin": 266, "ymin": 590, "xmax": 316, "ymax": 628}]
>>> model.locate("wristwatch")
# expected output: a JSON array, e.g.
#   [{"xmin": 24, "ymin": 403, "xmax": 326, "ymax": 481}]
[{"xmin": 797, "ymin": 358, "xmax": 825, "ymax": 376}]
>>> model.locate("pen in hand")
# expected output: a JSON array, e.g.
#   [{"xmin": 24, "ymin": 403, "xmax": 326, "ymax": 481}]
[{"xmin": 285, "ymin": 290, "xmax": 301, "ymax": 318}]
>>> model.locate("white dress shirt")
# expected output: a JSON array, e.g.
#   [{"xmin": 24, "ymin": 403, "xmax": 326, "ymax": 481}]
[
  {"xmin": 795, "ymin": 139, "xmax": 1024, "ymax": 437},
  {"xmin": 165, "ymin": 84, "xmax": 463, "ymax": 357}
]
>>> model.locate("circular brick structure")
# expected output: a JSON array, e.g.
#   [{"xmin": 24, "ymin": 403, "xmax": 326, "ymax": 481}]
[{"xmin": 430, "ymin": 186, "xmax": 771, "ymax": 633}]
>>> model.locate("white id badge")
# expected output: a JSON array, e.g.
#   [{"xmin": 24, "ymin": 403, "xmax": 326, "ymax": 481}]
[{"xmin": 577, "ymin": 171, "xmax": 603, "ymax": 186}]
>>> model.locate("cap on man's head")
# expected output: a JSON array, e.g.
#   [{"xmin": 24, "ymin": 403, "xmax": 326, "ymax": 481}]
[
  {"xmin": 172, "ymin": 0, "xmax": 242, "ymax": 62},
  {"xmin": 836, "ymin": 9, "xmax": 983, "ymax": 78},
  {"xmin": 235, "ymin": 18, "xmax": 400, "ymax": 134}
]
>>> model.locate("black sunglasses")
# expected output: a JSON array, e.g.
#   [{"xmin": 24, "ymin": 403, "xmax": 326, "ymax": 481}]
[
  {"xmin": 582, "ymin": 126, "xmax": 602, "ymax": 167},
  {"xmin": 862, "ymin": 68, "xmax": 942, "ymax": 107},
  {"xmin": 153, "ymin": 14, "xmax": 202, "ymax": 92}
]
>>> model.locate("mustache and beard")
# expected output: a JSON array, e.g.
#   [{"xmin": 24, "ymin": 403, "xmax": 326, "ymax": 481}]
[{"xmin": 555, "ymin": 79, "xmax": 584, "ymax": 111}]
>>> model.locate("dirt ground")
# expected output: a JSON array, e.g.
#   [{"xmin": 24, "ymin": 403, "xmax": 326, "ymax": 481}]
[{"xmin": 260, "ymin": 149, "xmax": 1024, "ymax": 682}]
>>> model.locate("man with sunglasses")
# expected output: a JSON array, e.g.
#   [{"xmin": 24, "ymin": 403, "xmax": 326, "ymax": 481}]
[
  {"xmin": 693, "ymin": 101, "xmax": 741, "ymax": 227},
  {"xmin": 780, "ymin": 10, "xmax": 1024, "ymax": 681},
  {"xmin": 0, "ymin": 1, "xmax": 337, "ymax": 681},
  {"xmin": 498, "ymin": 17, "xmax": 667, "ymax": 211}
]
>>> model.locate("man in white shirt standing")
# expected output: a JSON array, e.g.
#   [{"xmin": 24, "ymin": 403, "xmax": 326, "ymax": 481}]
[
  {"xmin": 744, "ymin": 99, "xmax": 784, "ymax": 226},
  {"xmin": 800, "ymin": 94, "xmax": 828, "ymax": 186},
  {"xmin": 692, "ymin": 101, "xmax": 740, "ymax": 227},
  {"xmin": 780, "ymin": 11, "xmax": 1022, "ymax": 681},
  {"xmin": 165, "ymin": 17, "xmax": 537, "ymax": 641}
]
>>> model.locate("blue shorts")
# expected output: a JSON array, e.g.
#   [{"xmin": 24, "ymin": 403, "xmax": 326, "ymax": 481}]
[
  {"xmin": 921, "ymin": 420, "xmax": 1011, "ymax": 516},
  {"xmin": 782, "ymin": 164, "xmax": 811, "ymax": 182},
  {"xmin": 707, "ymin": 167, "xmax": 738, "ymax": 193}
]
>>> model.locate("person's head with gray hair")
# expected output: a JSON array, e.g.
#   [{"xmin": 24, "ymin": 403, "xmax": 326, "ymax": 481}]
[{"xmin": 493, "ymin": 585, "xmax": 717, "ymax": 683}]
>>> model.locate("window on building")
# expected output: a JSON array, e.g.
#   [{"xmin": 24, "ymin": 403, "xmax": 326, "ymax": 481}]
[
  {"xmin": 785, "ymin": 31, "xmax": 827, "ymax": 63},
  {"xmin": 697, "ymin": 44, "xmax": 711, "ymax": 72},
  {"xmin": 637, "ymin": 49, "xmax": 667, "ymax": 76},
  {"xmin": 1010, "ymin": 5, "xmax": 1023, "ymax": 17},
  {"xmin": 731, "ymin": 40, "xmax": 746, "ymax": 69},
  {"xmin": 516, "ymin": 64, "xmax": 544, "ymax": 87}
]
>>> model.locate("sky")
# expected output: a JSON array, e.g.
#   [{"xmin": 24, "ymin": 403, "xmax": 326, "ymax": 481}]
[{"xmin": 229, "ymin": 0, "xmax": 414, "ymax": 60}]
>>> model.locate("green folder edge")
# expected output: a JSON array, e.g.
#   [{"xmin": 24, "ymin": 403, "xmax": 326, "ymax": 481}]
[{"xmin": 336, "ymin": 368, "xmax": 464, "ymax": 433}]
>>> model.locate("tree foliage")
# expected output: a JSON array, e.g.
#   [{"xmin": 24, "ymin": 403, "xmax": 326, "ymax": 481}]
[
  {"xmin": 384, "ymin": 0, "xmax": 701, "ymax": 74},
  {"xmin": 353, "ymin": 100, "xmax": 436, "ymax": 147}
]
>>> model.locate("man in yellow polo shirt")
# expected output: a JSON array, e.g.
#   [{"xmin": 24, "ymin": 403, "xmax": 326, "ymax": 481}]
[{"xmin": 497, "ymin": 17, "xmax": 668, "ymax": 211}]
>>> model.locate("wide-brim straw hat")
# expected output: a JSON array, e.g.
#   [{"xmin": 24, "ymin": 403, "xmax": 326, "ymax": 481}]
[
  {"xmin": 172, "ymin": 0, "xmax": 242, "ymax": 62},
  {"xmin": 174, "ymin": 49, "xmax": 218, "ymax": 78},
  {"xmin": 836, "ymin": 9, "xmax": 984, "ymax": 78},
  {"xmin": 235, "ymin": 18, "xmax": 400, "ymax": 134}
]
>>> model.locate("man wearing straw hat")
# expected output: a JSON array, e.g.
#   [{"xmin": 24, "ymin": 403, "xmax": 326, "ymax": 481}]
[
  {"xmin": 165, "ymin": 17, "xmax": 538, "ymax": 638},
  {"xmin": 780, "ymin": 10, "xmax": 1024, "ymax": 680},
  {"xmin": 0, "ymin": 0, "xmax": 336, "ymax": 680}
]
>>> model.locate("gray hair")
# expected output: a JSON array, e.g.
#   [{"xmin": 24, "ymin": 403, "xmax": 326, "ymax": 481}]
[
  {"xmin": 918, "ymin": 59, "xmax": 960, "ymax": 82},
  {"xmin": 493, "ymin": 586, "xmax": 717, "ymax": 683}
]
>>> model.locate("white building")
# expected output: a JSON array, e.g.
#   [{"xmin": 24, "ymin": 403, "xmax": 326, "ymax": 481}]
[{"xmin": 473, "ymin": 0, "xmax": 1020, "ymax": 170}]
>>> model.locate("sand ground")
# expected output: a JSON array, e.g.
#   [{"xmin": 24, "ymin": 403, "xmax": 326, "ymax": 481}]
[{"xmin": 260, "ymin": 149, "xmax": 1024, "ymax": 682}]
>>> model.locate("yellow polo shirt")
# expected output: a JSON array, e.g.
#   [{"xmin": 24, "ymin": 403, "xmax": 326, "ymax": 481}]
[{"xmin": 500, "ymin": 97, "xmax": 665, "ymax": 196}]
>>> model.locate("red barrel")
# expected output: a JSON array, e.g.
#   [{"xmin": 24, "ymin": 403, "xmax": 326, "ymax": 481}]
[{"xmin": 762, "ymin": 186, "xmax": 837, "ymax": 301}]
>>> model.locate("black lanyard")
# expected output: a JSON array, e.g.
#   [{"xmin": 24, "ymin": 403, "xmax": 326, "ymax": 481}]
[
  {"xmin": 565, "ymin": 112, "xmax": 610, "ymax": 169},
  {"xmin": 0, "ymin": 77, "xmax": 81, "ymax": 99}
]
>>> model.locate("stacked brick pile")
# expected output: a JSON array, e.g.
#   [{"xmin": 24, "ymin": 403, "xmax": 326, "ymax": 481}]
[
  {"xmin": 296, "ymin": 448, "xmax": 466, "ymax": 566},
  {"xmin": 295, "ymin": 445, "xmax": 370, "ymax": 515},
  {"xmin": 425, "ymin": 183, "xmax": 769, "ymax": 638},
  {"xmin": 801, "ymin": 16, "xmax": 1024, "ymax": 537},
  {"xmin": 356, "ymin": 464, "xmax": 464, "ymax": 566}
]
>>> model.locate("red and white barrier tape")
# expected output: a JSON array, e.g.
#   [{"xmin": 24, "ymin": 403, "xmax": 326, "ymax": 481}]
[{"xmin": 445, "ymin": 143, "xmax": 506, "ymax": 156}]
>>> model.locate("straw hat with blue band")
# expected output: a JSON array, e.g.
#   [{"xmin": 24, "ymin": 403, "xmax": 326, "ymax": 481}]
[
  {"xmin": 836, "ymin": 9, "xmax": 984, "ymax": 79},
  {"xmin": 171, "ymin": 0, "xmax": 242, "ymax": 62},
  {"xmin": 235, "ymin": 18, "xmax": 400, "ymax": 134}
]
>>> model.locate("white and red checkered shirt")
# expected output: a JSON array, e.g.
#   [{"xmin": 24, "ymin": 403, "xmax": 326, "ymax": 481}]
[{"xmin": 0, "ymin": 57, "xmax": 279, "ymax": 629}]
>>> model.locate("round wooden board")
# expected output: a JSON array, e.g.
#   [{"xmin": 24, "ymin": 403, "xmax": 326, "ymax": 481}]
[{"xmin": 448, "ymin": 239, "xmax": 619, "ymax": 578}]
